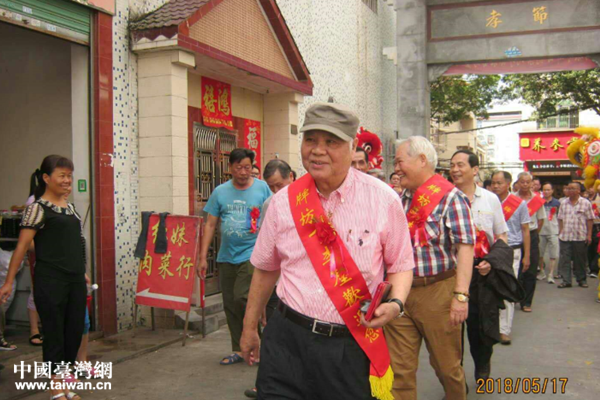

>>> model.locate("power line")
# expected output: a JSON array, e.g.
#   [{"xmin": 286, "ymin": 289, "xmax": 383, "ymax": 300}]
[{"xmin": 433, "ymin": 104, "xmax": 597, "ymax": 135}]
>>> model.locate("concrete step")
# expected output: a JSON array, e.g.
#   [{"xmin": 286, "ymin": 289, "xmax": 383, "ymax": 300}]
[
  {"xmin": 175, "ymin": 310, "xmax": 227, "ymax": 336},
  {"xmin": 199, "ymin": 293, "xmax": 224, "ymax": 316}
]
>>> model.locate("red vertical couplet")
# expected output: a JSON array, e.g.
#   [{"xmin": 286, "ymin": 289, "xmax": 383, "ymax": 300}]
[{"xmin": 244, "ymin": 119, "xmax": 262, "ymax": 168}]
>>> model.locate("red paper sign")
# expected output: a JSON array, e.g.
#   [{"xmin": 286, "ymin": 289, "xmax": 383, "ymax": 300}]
[
  {"xmin": 519, "ymin": 131, "xmax": 578, "ymax": 161},
  {"xmin": 135, "ymin": 215, "xmax": 201, "ymax": 312},
  {"xmin": 201, "ymin": 77, "xmax": 234, "ymax": 130},
  {"xmin": 244, "ymin": 119, "xmax": 262, "ymax": 168}
]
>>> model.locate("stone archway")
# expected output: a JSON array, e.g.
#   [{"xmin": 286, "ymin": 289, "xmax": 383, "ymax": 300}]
[{"xmin": 394, "ymin": 0, "xmax": 600, "ymax": 138}]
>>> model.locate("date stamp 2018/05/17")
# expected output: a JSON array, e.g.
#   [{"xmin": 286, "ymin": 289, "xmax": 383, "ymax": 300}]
[{"xmin": 476, "ymin": 378, "xmax": 568, "ymax": 394}]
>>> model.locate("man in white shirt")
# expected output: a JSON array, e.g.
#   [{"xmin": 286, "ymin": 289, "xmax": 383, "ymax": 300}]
[
  {"xmin": 451, "ymin": 150, "xmax": 508, "ymax": 381},
  {"xmin": 516, "ymin": 172, "xmax": 546, "ymax": 312}
]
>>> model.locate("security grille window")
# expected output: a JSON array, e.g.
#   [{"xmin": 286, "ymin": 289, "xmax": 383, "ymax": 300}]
[
  {"xmin": 362, "ymin": 0, "xmax": 378, "ymax": 14},
  {"xmin": 537, "ymin": 109, "xmax": 579, "ymax": 129}
]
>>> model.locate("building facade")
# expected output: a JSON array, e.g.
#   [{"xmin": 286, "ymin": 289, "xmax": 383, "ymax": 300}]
[{"xmin": 0, "ymin": 0, "xmax": 398, "ymax": 334}]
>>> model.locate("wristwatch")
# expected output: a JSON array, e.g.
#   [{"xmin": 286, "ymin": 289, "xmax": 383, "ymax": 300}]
[
  {"xmin": 453, "ymin": 291, "xmax": 470, "ymax": 303},
  {"xmin": 386, "ymin": 298, "xmax": 405, "ymax": 319}
]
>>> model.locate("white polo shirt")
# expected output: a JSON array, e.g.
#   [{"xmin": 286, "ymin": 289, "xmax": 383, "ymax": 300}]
[{"xmin": 471, "ymin": 185, "xmax": 509, "ymax": 244}]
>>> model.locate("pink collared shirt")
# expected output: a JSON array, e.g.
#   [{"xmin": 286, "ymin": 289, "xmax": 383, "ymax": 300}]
[{"xmin": 251, "ymin": 168, "xmax": 415, "ymax": 324}]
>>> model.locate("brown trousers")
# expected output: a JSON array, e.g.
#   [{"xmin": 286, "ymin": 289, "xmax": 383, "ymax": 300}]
[{"xmin": 384, "ymin": 276, "xmax": 466, "ymax": 400}]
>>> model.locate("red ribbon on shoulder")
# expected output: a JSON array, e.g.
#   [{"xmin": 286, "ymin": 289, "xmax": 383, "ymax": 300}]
[{"xmin": 406, "ymin": 175, "xmax": 454, "ymax": 248}]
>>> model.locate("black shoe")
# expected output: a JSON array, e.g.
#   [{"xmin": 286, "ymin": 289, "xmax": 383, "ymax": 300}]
[
  {"xmin": 475, "ymin": 362, "xmax": 491, "ymax": 381},
  {"xmin": 557, "ymin": 283, "xmax": 572, "ymax": 288},
  {"xmin": 244, "ymin": 388, "xmax": 258, "ymax": 398}
]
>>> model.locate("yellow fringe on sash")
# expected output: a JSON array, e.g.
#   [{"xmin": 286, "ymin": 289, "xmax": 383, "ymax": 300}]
[{"xmin": 369, "ymin": 366, "xmax": 395, "ymax": 400}]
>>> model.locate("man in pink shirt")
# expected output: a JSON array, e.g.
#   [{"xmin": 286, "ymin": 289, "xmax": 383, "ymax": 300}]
[{"xmin": 241, "ymin": 103, "xmax": 415, "ymax": 400}]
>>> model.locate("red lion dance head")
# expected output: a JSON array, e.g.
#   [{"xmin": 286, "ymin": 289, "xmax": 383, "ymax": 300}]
[{"xmin": 356, "ymin": 127, "xmax": 384, "ymax": 169}]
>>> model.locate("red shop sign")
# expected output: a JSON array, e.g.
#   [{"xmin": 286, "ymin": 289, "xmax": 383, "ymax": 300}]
[
  {"xmin": 201, "ymin": 77, "xmax": 234, "ymax": 130},
  {"xmin": 135, "ymin": 214, "xmax": 201, "ymax": 312},
  {"xmin": 519, "ymin": 131, "xmax": 578, "ymax": 161}
]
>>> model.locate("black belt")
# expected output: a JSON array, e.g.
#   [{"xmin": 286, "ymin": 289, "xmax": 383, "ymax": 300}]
[
  {"xmin": 510, "ymin": 244, "xmax": 523, "ymax": 250},
  {"xmin": 277, "ymin": 302, "xmax": 351, "ymax": 338}
]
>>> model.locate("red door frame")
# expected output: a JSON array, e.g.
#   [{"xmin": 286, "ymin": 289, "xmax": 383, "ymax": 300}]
[{"xmin": 93, "ymin": 11, "xmax": 117, "ymax": 336}]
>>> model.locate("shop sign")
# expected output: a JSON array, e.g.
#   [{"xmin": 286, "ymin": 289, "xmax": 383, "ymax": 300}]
[
  {"xmin": 519, "ymin": 131, "xmax": 578, "ymax": 161},
  {"xmin": 244, "ymin": 119, "xmax": 262, "ymax": 168},
  {"xmin": 201, "ymin": 77, "xmax": 234, "ymax": 131},
  {"xmin": 135, "ymin": 214, "xmax": 201, "ymax": 312}
]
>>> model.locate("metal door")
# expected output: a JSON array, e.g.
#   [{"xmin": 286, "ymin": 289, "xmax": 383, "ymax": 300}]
[{"xmin": 193, "ymin": 123, "xmax": 237, "ymax": 296}]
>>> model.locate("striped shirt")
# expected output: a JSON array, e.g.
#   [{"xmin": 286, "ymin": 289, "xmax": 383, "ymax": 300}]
[
  {"xmin": 401, "ymin": 185, "xmax": 475, "ymax": 277},
  {"xmin": 251, "ymin": 168, "xmax": 415, "ymax": 324},
  {"xmin": 558, "ymin": 196, "xmax": 594, "ymax": 241}
]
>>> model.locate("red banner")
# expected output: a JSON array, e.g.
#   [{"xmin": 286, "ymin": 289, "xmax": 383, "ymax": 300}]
[
  {"xmin": 201, "ymin": 77, "xmax": 234, "ymax": 130},
  {"xmin": 135, "ymin": 215, "xmax": 201, "ymax": 312},
  {"xmin": 519, "ymin": 131, "xmax": 578, "ymax": 161},
  {"xmin": 244, "ymin": 119, "xmax": 262, "ymax": 168}
]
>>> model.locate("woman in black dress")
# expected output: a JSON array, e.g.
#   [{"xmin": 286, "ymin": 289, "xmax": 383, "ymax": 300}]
[{"xmin": 0, "ymin": 155, "xmax": 87, "ymax": 400}]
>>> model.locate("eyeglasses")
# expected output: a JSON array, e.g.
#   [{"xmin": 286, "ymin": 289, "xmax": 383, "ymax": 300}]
[{"xmin": 234, "ymin": 165, "xmax": 252, "ymax": 172}]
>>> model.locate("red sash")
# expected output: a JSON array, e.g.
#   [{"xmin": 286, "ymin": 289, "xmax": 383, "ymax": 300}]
[
  {"xmin": 288, "ymin": 174, "xmax": 393, "ymax": 400},
  {"xmin": 406, "ymin": 175, "xmax": 454, "ymax": 247},
  {"xmin": 527, "ymin": 194, "xmax": 545, "ymax": 217},
  {"xmin": 502, "ymin": 194, "xmax": 523, "ymax": 221}
]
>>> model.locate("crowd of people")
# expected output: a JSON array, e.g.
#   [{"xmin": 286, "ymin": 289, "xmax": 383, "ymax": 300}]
[
  {"xmin": 198, "ymin": 102, "xmax": 599, "ymax": 400},
  {"xmin": 1, "ymin": 101, "xmax": 598, "ymax": 400}
]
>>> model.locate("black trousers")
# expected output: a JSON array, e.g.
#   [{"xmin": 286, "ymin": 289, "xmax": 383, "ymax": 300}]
[
  {"xmin": 559, "ymin": 240, "xmax": 588, "ymax": 285},
  {"xmin": 34, "ymin": 273, "xmax": 86, "ymax": 374},
  {"xmin": 465, "ymin": 270, "xmax": 493, "ymax": 372},
  {"xmin": 519, "ymin": 230, "xmax": 539, "ymax": 307},
  {"xmin": 588, "ymin": 225, "xmax": 600, "ymax": 274},
  {"xmin": 257, "ymin": 310, "xmax": 375, "ymax": 400}
]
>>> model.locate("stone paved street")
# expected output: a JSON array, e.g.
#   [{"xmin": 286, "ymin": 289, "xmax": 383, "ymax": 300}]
[{"xmin": 10, "ymin": 279, "xmax": 599, "ymax": 400}]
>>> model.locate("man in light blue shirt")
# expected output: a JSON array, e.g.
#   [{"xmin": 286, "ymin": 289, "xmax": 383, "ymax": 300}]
[
  {"xmin": 198, "ymin": 148, "xmax": 271, "ymax": 365},
  {"xmin": 491, "ymin": 171, "xmax": 530, "ymax": 345}
]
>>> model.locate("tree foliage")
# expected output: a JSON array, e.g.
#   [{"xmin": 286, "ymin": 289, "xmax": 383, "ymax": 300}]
[
  {"xmin": 501, "ymin": 69, "xmax": 600, "ymax": 118},
  {"xmin": 430, "ymin": 74, "xmax": 501, "ymax": 125}
]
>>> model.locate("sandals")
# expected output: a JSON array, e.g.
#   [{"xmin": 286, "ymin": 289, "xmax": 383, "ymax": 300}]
[
  {"xmin": 579, "ymin": 282, "xmax": 589, "ymax": 288},
  {"xmin": 66, "ymin": 392, "xmax": 82, "ymax": 400},
  {"xmin": 29, "ymin": 334, "xmax": 44, "ymax": 346},
  {"xmin": 0, "ymin": 339, "xmax": 17, "ymax": 351},
  {"xmin": 557, "ymin": 283, "xmax": 572, "ymax": 288},
  {"xmin": 51, "ymin": 394, "xmax": 66, "ymax": 400},
  {"xmin": 521, "ymin": 306, "xmax": 532, "ymax": 312},
  {"xmin": 220, "ymin": 353, "xmax": 243, "ymax": 365}
]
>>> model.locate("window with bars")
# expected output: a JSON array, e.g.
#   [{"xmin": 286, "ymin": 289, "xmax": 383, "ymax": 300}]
[
  {"xmin": 537, "ymin": 110, "xmax": 579, "ymax": 129},
  {"xmin": 362, "ymin": 0, "xmax": 378, "ymax": 14}
]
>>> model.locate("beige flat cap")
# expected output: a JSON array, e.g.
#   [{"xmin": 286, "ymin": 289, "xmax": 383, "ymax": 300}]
[{"xmin": 300, "ymin": 102, "xmax": 360, "ymax": 142}]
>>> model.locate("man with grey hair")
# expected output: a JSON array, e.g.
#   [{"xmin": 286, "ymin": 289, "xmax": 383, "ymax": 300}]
[
  {"xmin": 386, "ymin": 136, "xmax": 475, "ymax": 400},
  {"xmin": 516, "ymin": 171, "xmax": 546, "ymax": 312}
]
